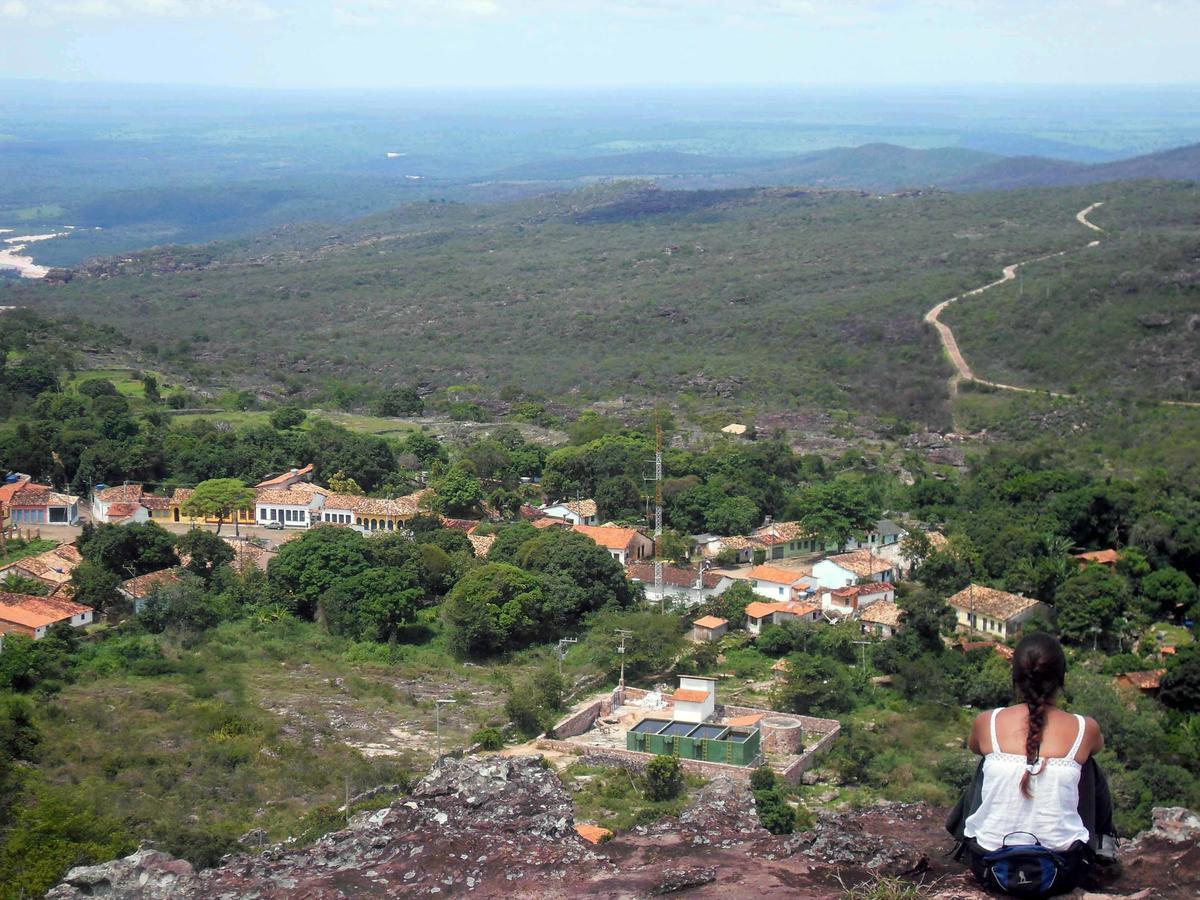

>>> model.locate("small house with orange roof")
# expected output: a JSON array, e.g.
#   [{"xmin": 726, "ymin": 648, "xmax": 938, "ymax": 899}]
[
  {"xmin": 0, "ymin": 543, "xmax": 83, "ymax": 592},
  {"xmin": 859, "ymin": 601, "xmax": 904, "ymax": 639},
  {"xmin": 1073, "ymin": 549, "xmax": 1122, "ymax": 572},
  {"xmin": 0, "ymin": 591, "xmax": 93, "ymax": 639},
  {"xmin": 572, "ymin": 524, "xmax": 653, "ymax": 566},
  {"xmin": 691, "ymin": 614, "xmax": 728, "ymax": 643},
  {"xmin": 1114, "ymin": 669, "xmax": 1167, "ymax": 696},
  {"xmin": 744, "ymin": 599, "xmax": 820, "ymax": 635},
  {"xmin": 812, "ymin": 550, "xmax": 896, "ymax": 589},
  {"xmin": 744, "ymin": 563, "xmax": 816, "ymax": 602},
  {"xmin": 671, "ymin": 676, "xmax": 717, "ymax": 723}
]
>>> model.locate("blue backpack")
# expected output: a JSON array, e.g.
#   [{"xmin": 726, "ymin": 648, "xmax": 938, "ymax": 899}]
[{"xmin": 979, "ymin": 833, "xmax": 1070, "ymax": 898}]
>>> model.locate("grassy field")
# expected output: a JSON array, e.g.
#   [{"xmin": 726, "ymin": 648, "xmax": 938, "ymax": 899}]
[{"xmin": 17, "ymin": 182, "xmax": 1118, "ymax": 429}]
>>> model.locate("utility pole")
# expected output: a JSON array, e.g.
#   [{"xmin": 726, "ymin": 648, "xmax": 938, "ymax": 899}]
[
  {"xmin": 615, "ymin": 629, "xmax": 634, "ymax": 695},
  {"xmin": 851, "ymin": 639, "xmax": 871, "ymax": 670},
  {"xmin": 435, "ymin": 698, "xmax": 456, "ymax": 758},
  {"xmin": 654, "ymin": 424, "xmax": 663, "ymax": 610},
  {"xmin": 557, "ymin": 637, "xmax": 578, "ymax": 706}
]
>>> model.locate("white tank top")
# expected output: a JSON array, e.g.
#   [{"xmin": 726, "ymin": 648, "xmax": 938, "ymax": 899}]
[{"xmin": 963, "ymin": 707, "xmax": 1090, "ymax": 852}]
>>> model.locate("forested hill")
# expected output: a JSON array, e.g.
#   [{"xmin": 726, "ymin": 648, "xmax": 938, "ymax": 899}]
[
  {"xmin": 483, "ymin": 142, "xmax": 1200, "ymax": 193},
  {"xmin": 12, "ymin": 179, "xmax": 1200, "ymax": 424},
  {"xmin": 947, "ymin": 142, "xmax": 1200, "ymax": 192},
  {"xmin": 13, "ymin": 182, "xmax": 1121, "ymax": 428}
]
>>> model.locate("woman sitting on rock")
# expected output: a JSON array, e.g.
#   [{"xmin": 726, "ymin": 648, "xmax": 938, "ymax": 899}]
[{"xmin": 960, "ymin": 632, "xmax": 1106, "ymax": 897}]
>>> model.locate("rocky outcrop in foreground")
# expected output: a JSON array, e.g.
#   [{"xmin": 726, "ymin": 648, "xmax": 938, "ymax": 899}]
[{"xmin": 48, "ymin": 755, "xmax": 1200, "ymax": 898}]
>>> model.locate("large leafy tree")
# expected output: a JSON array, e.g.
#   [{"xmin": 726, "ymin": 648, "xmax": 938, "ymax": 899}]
[
  {"xmin": 431, "ymin": 465, "xmax": 483, "ymax": 517},
  {"xmin": 182, "ymin": 478, "xmax": 256, "ymax": 536},
  {"xmin": 1159, "ymin": 646, "xmax": 1200, "ymax": 713},
  {"xmin": 1055, "ymin": 566, "xmax": 1133, "ymax": 648},
  {"xmin": 772, "ymin": 655, "xmax": 854, "ymax": 715},
  {"xmin": 79, "ymin": 521, "xmax": 179, "ymax": 579},
  {"xmin": 441, "ymin": 563, "xmax": 545, "ymax": 657},
  {"xmin": 268, "ymin": 526, "xmax": 373, "ymax": 620},
  {"xmin": 324, "ymin": 567, "xmax": 423, "ymax": 643},
  {"xmin": 512, "ymin": 528, "xmax": 635, "ymax": 615},
  {"xmin": 175, "ymin": 529, "xmax": 235, "ymax": 580},
  {"xmin": 1138, "ymin": 567, "xmax": 1196, "ymax": 621},
  {"xmin": 789, "ymin": 478, "xmax": 880, "ymax": 549},
  {"xmin": 595, "ymin": 475, "xmax": 643, "ymax": 522}
]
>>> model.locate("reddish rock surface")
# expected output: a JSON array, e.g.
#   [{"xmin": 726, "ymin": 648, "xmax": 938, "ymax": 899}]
[{"xmin": 47, "ymin": 755, "xmax": 1200, "ymax": 898}]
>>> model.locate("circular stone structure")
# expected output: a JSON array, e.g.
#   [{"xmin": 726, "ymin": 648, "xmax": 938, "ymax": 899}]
[{"xmin": 760, "ymin": 715, "xmax": 804, "ymax": 754}]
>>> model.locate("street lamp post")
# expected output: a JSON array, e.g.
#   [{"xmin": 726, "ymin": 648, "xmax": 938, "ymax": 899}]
[
  {"xmin": 435, "ymin": 698, "xmax": 456, "ymax": 758},
  {"xmin": 557, "ymin": 637, "xmax": 578, "ymax": 707},
  {"xmin": 615, "ymin": 629, "xmax": 633, "ymax": 695}
]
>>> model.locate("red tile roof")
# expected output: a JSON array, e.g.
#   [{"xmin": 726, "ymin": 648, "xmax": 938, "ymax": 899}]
[
  {"xmin": 692, "ymin": 615, "xmax": 728, "ymax": 629},
  {"xmin": 746, "ymin": 599, "xmax": 818, "ymax": 620},
  {"xmin": 1074, "ymin": 549, "xmax": 1122, "ymax": 565},
  {"xmin": 0, "ymin": 592, "xmax": 90, "ymax": 619},
  {"xmin": 255, "ymin": 464, "xmax": 314, "ymax": 489},
  {"xmin": 859, "ymin": 601, "xmax": 903, "ymax": 628},
  {"xmin": 947, "ymin": 584, "xmax": 1041, "ymax": 621},
  {"xmin": 701, "ymin": 570, "xmax": 727, "ymax": 589},
  {"xmin": 824, "ymin": 550, "xmax": 893, "ymax": 578},
  {"xmin": 0, "ymin": 592, "xmax": 83, "ymax": 629},
  {"xmin": 573, "ymin": 524, "xmax": 646, "ymax": 551},
  {"xmin": 1116, "ymin": 669, "xmax": 1166, "ymax": 691},
  {"xmin": 627, "ymin": 563, "xmax": 700, "ymax": 589},
  {"xmin": 96, "ymin": 484, "xmax": 144, "ymax": 503},
  {"xmin": 745, "ymin": 564, "xmax": 809, "ymax": 585},
  {"xmin": 672, "ymin": 689, "xmax": 710, "ymax": 704},
  {"xmin": 119, "ymin": 568, "xmax": 181, "ymax": 599},
  {"xmin": 105, "ymin": 502, "xmax": 141, "ymax": 520},
  {"xmin": 0, "ymin": 476, "xmax": 32, "ymax": 505},
  {"xmin": 532, "ymin": 516, "xmax": 570, "ymax": 529}
]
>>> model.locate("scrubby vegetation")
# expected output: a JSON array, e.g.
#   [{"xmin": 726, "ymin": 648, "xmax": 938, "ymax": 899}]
[{"xmin": 13, "ymin": 182, "xmax": 1116, "ymax": 426}]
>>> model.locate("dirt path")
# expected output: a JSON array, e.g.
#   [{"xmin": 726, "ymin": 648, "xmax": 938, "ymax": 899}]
[{"xmin": 926, "ymin": 202, "xmax": 1200, "ymax": 411}]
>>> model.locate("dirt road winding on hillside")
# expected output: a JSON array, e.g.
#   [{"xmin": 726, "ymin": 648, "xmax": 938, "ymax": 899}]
[
  {"xmin": 925, "ymin": 201, "xmax": 1200, "ymax": 409},
  {"xmin": 924, "ymin": 203, "xmax": 1096, "ymax": 398}
]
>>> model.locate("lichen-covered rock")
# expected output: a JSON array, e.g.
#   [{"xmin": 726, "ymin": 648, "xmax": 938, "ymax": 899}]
[
  {"xmin": 45, "ymin": 849, "xmax": 198, "ymax": 900},
  {"xmin": 46, "ymin": 761, "xmax": 1200, "ymax": 899}
]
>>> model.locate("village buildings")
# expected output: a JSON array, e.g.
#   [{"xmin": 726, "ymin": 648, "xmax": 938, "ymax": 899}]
[
  {"xmin": 539, "ymin": 499, "xmax": 599, "ymax": 526},
  {"xmin": 571, "ymin": 524, "xmax": 653, "ymax": 566},
  {"xmin": 947, "ymin": 584, "xmax": 1047, "ymax": 641},
  {"xmin": 859, "ymin": 600, "xmax": 903, "ymax": 639},
  {"xmin": 0, "ymin": 591, "xmax": 93, "ymax": 640},
  {"xmin": 1, "ymin": 474, "xmax": 81, "ymax": 527},
  {"xmin": 812, "ymin": 550, "xmax": 896, "ymax": 589},
  {"xmin": 743, "ymin": 599, "xmax": 821, "ymax": 635}
]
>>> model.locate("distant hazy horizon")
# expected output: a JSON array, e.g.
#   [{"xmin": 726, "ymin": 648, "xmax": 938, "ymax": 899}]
[{"xmin": 1, "ymin": 1, "xmax": 1198, "ymax": 90}]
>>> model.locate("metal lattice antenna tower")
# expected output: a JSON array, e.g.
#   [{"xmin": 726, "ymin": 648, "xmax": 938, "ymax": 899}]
[{"xmin": 654, "ymin": 424, "xmax": 663, "ymax": 610}]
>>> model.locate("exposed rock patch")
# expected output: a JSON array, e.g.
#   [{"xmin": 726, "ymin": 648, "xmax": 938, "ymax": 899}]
[{"xmin": 49, "ymin": 755, "xmax": 1200, "ymax": 898}]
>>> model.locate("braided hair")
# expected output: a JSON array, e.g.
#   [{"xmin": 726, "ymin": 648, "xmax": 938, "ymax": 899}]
[{"xmin": 1011, "ymin": 633, "xmax": 1067, "ymax": 799}]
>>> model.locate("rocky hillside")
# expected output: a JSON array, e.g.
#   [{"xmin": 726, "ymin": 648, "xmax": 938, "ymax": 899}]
[{"xmin": 48, "ymin": 754, "xmax": 1200, "ymax": 898}]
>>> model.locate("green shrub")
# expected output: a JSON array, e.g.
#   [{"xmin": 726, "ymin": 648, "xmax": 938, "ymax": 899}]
[
  {"xmin": 749, "ymin": 764, "xmax": 777, "ymax": 793},
  {"xmin": 472, "ymin": 727, "xmax": 504, "ymax": 751},
  {"xmin": 643, "ymin": 755, "xmax": 683, "ymax": 801},
  {"xmin": 753, "ymin": 787, "xmax": 796, "ymax": 834}
]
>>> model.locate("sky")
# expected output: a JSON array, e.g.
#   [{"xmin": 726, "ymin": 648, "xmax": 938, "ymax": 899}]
[{"xmin": 1, "ymin": 0, "xmax": 1198, "ymax": 90}]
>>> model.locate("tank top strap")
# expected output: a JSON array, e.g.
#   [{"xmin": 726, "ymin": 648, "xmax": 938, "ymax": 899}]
[
  {"xmin": 989, "ymin": 707, "xmax": 1002, "ymax": 754},
  {"xmin": 1067, "ymin": 713, "xmax": 1087, "ymax": 760}
]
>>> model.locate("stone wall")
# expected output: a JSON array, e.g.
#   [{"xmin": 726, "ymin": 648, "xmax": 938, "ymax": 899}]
[
  {"xmin": 549, "ymin": 687, "xmax": 621, "ymax": 739},
  {"xmin": 535, "ymin": 739, "xmax": 755, "ymax": 785}
]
